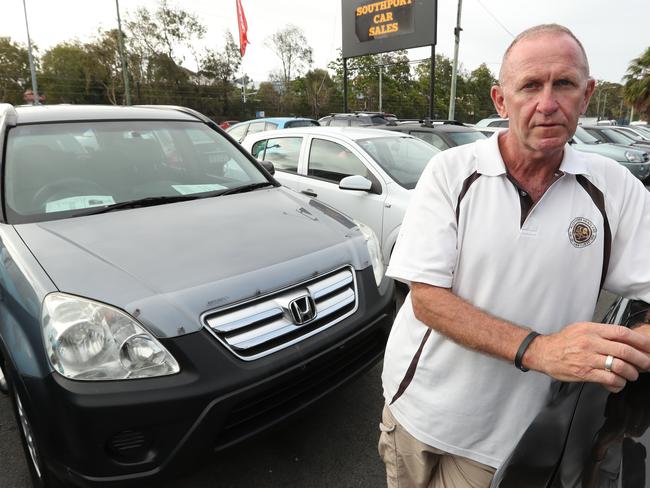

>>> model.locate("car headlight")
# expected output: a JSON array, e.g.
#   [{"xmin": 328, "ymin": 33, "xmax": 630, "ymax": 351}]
[
  {"xmin": 355, "ymin": 221, "xmax": 385, "ymax": 286},
  {"xmin": 42, "ymin": 293, "xmax": 180, "ymax": 380},
  {"xmin": 625, "ymin": 150, "xmax": 644, "ymax": 163}
]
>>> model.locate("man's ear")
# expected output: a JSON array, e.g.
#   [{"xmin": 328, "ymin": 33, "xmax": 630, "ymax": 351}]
[
  {"xmin": 491, "ymin": 85, "xmax": 508, "ymax": 118},
  {"xmin": 580, "ymin": 78, "xmax": 596, "ymax": 115}
]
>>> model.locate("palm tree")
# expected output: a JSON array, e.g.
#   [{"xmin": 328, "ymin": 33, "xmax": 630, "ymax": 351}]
[{"xmin": 623, "ymin": 47, "xmax": 650, "ymax": 121}]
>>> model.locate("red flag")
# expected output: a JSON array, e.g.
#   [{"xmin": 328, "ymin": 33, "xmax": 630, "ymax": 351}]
[{"xmin": 236, "ymin": 0, "xmax": 249, "ymax": 57}]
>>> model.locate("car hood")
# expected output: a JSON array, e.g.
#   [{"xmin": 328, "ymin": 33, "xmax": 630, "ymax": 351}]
[
  {"xmin": 572, "ymin": 141, "xmax": 647, "ymax": 162},
  {"xmin": 15, "ymin": 187, "xmax": 365, "ymax": 338}
]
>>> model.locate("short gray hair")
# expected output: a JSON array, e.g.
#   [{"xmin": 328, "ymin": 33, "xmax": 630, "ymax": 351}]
[{"xmin": 498, "ymin": 24, "xmax": 590, "ymax": 85}]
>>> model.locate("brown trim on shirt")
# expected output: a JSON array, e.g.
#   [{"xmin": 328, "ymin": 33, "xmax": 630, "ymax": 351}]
[
  {"xmin": 576, "ymin": 175, "xmax": 612, "ymax": 289},
  {"xmin": 390, "ymin": 328, "xmax": 432, "ymax": 405}
]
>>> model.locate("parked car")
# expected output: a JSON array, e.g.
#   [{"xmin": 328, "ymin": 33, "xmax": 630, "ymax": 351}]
[
  {"xmin": 240, "ymin": 127, "xmax": 439, "ymax": 265},
  {"xmin": 380, "ymin": 120, "xmax": 487, "ymax": 151},
  {"xmin": 571, "ymin": 126, "xmax": 650, "ymax": 182},
  {"xmin": 218, "ymin": 119, "xmax": 239, "ymax": 129},
  {"xmin": 226, "ymin": 116, "xmax": 320, "ymax": 142},
  {"xmin": 613, "ymin": 125, "xmax": 650, "ymax": 143},
  {"xmin": 318, "ymin": 112, "xmax": 398, "ymax": 127},
  {"xmin": 0, "ymin": 104, "xmax": 394, "ymax": 487},
  {"xmin": 475, "ymin": 116, "xmax": 510, "ymax": 128},
  {"xmin": 492, "ymin": 297, "xmax": 650, "ymax": 487},
  {"xmin": 581, "ymin": 125, "xmax": 650, "ymax": 152},
  {"xmin": 473, "ymin": 119, "xmax": 650, "ymax": 182}
]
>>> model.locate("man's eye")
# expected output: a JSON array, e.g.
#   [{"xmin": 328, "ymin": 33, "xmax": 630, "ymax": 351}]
[
  {"xmin": 555, "ymin": 79, "xmax": 574, "ymax": 87},
  {"xmin": 522, "ymin": 82, "xmax": 539, "ymax": 90}
]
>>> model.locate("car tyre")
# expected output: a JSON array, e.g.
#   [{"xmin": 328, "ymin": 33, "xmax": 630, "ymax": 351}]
[{"xmin": 2, "ymin": 360, "xmax": 64, "ymax": 488}]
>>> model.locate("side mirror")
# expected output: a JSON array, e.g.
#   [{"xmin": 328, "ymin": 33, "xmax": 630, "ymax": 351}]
[
  {"xmin": 259, "ymin": 160, "xmax": 275, "ymax": 175},
  {"xmin": 339, "ymin": 175, "xmax": 372, "ymax": 191}
]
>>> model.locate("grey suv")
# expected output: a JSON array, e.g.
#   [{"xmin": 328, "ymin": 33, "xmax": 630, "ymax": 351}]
[{"xmin": 0, "ymin": 104, "xmax": 394, "ymax": 487}]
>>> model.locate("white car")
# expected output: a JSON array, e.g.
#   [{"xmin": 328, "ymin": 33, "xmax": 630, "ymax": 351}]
[{"xmin": 241, "ymin": 127, "xmax": 440, "ymax": 264}]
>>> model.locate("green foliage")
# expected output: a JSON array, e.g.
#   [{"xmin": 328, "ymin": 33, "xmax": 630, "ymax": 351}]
[
  {"xmin": 0, "ymin": 37, "xmax": 31, "ymax": 104},
  {"xmin": 624, "ymin": 47, "xmax": 650, "ymax": 121}
]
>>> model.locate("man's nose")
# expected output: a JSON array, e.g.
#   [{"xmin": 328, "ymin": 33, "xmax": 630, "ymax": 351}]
[{"xmin": 536, "ymin": 85, "xmax": 559, "ymax": 115}]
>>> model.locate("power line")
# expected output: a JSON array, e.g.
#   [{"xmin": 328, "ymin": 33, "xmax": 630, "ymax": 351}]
[{"xmin": 472, "ymin": 0, "xmax": 515, "ymax": 39}]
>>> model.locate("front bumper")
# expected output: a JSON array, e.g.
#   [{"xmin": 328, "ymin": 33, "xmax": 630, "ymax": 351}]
[{"xmin": 18, "ymin": 269, "xmax": 394, "ymax": 487}]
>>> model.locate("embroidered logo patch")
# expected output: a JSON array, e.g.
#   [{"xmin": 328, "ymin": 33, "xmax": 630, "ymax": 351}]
[{"xmin": 568, "ymin": 217, "xmax": 597, "ymax": 248}]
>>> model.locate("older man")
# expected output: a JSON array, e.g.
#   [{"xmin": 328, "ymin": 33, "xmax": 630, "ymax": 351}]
[{"xmin": 379, "ymin": 24, "xmax": 650, "ymax": 488}]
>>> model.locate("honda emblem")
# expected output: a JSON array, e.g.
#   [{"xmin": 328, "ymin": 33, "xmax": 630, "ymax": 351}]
[{"xmin": 289, "ymin": 295, "xmax": 316, "ymax": 325}]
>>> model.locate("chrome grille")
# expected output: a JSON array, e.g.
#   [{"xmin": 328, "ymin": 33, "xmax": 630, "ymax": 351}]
[{"xmin": 203, "ymin": 267, "xmax": 358, "ymax": 360}]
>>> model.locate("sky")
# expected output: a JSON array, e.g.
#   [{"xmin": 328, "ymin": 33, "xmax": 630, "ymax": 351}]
[{"xmin": 2, "ymin": 0, "xmax": 649, "ymax": 85}]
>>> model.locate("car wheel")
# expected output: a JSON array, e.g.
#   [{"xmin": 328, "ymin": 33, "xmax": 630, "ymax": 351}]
[{"xmin": 2, "ymin": 360, "xmax": 63, "ymax": 488}]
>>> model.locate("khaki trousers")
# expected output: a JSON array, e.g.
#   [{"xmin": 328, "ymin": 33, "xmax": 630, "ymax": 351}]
[{"xmin": 378, "ymin": 404, "xmax": 496, "ymax": 488}]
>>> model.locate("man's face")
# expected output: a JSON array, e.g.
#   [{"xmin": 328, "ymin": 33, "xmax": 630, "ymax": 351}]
[{"xmin": 491, "ymin": 33, "xmax": 595, "ymax": 155}]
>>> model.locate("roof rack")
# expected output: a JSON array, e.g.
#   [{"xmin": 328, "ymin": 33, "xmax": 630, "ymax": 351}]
[{"xmin": 397, "ymin": 118, "xmax": 465, "ymax": 127}]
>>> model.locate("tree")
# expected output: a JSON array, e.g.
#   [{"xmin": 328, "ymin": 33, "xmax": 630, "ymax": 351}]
[
  {"xmin": 266, "ymin": 25, "xmax": 313, "ymax": 86},
  {"xmin": 200, "ymin": 31, "xmax": 242, "ymax": 116},
  {"xmin": 0, "ymin": 37, "xmax": 31, "ymax": 104},
  {"xmin": 624, "ymin": 47, "xmax": 650, "ymax": 121},
  {"xmin": 302, "ymin": 69, "xmax": 335, "ymax": 117},
  {"xmin": 464, "ymin": 64, "xmax": 498, "ymax": 122}
]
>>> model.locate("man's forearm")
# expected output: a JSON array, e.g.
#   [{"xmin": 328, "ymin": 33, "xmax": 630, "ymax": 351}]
[
  {"xmin": 410, "ymin": 282, "xmax": 534, "ymax": 364},
  {"xmin": 410, "ymin": 282, "xmax": 650, "ymax": 390}
]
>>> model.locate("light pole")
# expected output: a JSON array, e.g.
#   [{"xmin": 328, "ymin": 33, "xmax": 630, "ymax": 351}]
[
  {"xmin": 115, "ymin": 0, "xmax": 131, "ymax": 105},
  {"xmin": 448, "ymin": 0, "xmax": 463, "ymax": 120},
  {"xmin": 22, "ymin": 0, "xmax": 40, "ymax": 105}
]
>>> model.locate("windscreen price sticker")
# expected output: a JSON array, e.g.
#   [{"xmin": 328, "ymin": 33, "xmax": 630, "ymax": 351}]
[{"xmin": 354, "ymin": 0, "xmax": 415, "ymax": 42}]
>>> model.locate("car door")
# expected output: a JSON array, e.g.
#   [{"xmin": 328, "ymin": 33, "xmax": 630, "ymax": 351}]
[
  {"xmin": 299, "ymin": 136, "xmax": 387, "ymax": 244},
  {"xmin": 250, "ymin": 135, "xmax": 306, "ymax": 190}
]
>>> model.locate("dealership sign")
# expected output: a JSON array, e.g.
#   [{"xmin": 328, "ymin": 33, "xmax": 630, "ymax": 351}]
[{"xmin": 342, "ymin": 0, "xmax": 437, "ymax": 58}]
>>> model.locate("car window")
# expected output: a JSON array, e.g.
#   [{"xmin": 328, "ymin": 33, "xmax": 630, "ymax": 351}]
[
  {"xmin": 4, "ymin": 120, "xmax": 269, "ymax": 223},
  {"xmin": 251, "ymin": 140, "xmax": 267, "ymax": 159},
  {"xmin": 371, "ymin": 116, "xmax": 387, "ymax": 125},
  {"xmin": 256, "ymin": 137, "xmax": 302, "ymax": 173},
  {"xmin": 357, "ymin": 136, "xmax": 438, "ymax": 190},
  {"xmin": 412, "ymin": 131, "xmax": 449, "ymax": 150},
  {"xmin": 307, "ymin": 138, "xmax": 370, "ymax": 183},
  {"xmin": 583, "ymin": 128, "xmax": 608, "ymax": 143},
  {"xmin": 616, "ymin": 128, "xmax": 645, "ymax": 142},
  {"xmin": 329, "ymin": 118, "xmax": 349, "ymax": 127},
  {"xmin": 489, "ymin": 120, "xmax": 509, "ymax": 127},
  {"xmin": 265, "ymin": 122, "xmax": 278, "ymax": 130},
  {"xmin": 319, "ymin": 117, "xmax": 332, "ymax": 126},
  {"xmin": 227, "ymin": 123, "xmax": 247, "ymax": 141},
  {"xmin": 246, "ymin": 122, "xmax": 267, "ymax": 136},
  {"xmin": 574, "ymin": 126, "xmax": 600, "ymax": 144},
  {"xmin": 602, "ymin": 129, "xmax": 635, "ymax": 145},
  {"xmin": 350, "ymin": 119, "xmax": 367, "ymax": 127},
  {"xmin": 446, "ymin": 130, "xmax": 487, "ymax": 146},
  {"xmin": 284, "ymin": 120, "xmax": 319, "ymax": 128}
]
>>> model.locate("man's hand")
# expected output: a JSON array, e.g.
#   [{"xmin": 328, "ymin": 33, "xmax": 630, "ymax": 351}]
[{"xmin": 525, "ymin": 323, "xmax": 650, "ymax": 393}]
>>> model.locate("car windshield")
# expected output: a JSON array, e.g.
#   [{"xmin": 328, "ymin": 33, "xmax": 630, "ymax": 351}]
[
  {"xmin": 574, "ymin": 126, "xmax": 600, "ymax": 144},
  {"xmin": 284, "ymin": 120, "xmax": 319, "ymax": 128},
  {"xmin": 5, "ymin": 120, "xmax": 270, "ymax": 223},
  {"xmin": 633, "ymin": 126, "xmax": 650, "ymax": 138},
  {"xmin": 446, "ymin": 130, "xmax": 487, "ymax": 146},
  {"xmin": 603, "ymin": 128, "xmax": 637, "ymax": 145},
  {"xmin": 356, "ymin": 136, "xmax": 437, "ymax": 189}
]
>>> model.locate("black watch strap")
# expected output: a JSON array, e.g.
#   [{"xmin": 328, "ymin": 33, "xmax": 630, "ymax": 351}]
[{"xmin": 515, "ymin": 331, "xmax": 540, "ymax": 372}]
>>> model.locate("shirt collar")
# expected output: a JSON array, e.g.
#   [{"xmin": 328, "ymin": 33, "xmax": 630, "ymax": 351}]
[{"xmin": 474, "ymin": 131, "xmax": 589, "ymax": 176}]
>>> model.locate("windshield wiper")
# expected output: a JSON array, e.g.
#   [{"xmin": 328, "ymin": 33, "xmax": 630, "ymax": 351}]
[
  {"xmin": 216, "ymin": 182, "xmax": 274, "ymax": 196},
  {"xmin": 82, "ymin": 195, "xmax": 201, "ymax": 215}
]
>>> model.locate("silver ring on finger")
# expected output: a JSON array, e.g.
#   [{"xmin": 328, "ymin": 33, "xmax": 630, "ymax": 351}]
[{"xmin": 604, "ymin": 354, "xmax": 615, "ymax": 372}]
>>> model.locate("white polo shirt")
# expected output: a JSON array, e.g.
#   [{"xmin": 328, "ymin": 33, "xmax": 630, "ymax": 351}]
[{"xmin": 382, "ymin": 134, "xmax": 650, "ymax": 468}]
